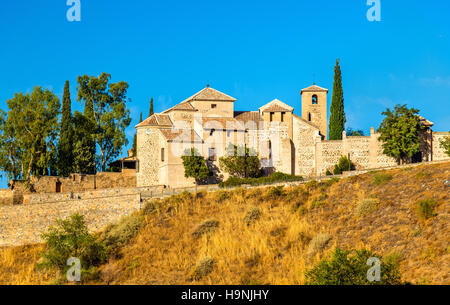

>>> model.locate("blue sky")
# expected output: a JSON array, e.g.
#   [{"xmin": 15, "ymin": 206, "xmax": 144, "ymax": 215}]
[{"xmin": 0, "ymin": 0, "xmax": 449, "ymax": 186}]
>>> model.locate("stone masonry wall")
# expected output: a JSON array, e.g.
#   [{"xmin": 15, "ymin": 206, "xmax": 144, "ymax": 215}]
[{"xmin": 433, "ymin": 132, "xmax": 450, "ymax": 161}]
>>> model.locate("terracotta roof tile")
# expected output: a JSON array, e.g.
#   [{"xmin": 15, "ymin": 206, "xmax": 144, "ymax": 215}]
[
  {"xmin": 300, "ymin": 84, "xmax": 328, "ymax": 94},
  {"xmin": 136, "ymin": 114, "xmax": 173, "ymax": 127},
  {"xmin": 182, "ymin": 87, "xmax": 236, "ymax": 103},
  {"xmin": 234, "ymin": 111, "xmax": 263, "ymax": 129},
  {"xmin": 261, "ymin": 104, "xmax": 292, "ymax": 112},
  {"xmin": 159, "ymin": 129, "xmax": 203, "ymax": 142}
]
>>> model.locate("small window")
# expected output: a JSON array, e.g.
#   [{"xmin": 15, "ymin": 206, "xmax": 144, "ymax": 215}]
[
  {"xmin": 211, "ymin": 104, "xmax": 217, "ymax": 109},
  {"xmin": 208, "ymin": 147, "xmax": 216, "ymax": 161},
  {"xmin": 270, "ymin": 112, "xmax": 274, "ymax": 122},
  {"xmin": 161, "ymin": 148, "xmax": 165, "ymax": 162},
  {"xmin": 227, "ymin": 130, "xmax": 231, "ymax": 137},
  {"xmin": 281, "ymin": 112, "xmax": 285, "ymax": 122},
  {"xmin": 312, "ymin": 95, "xmax": 318, "ymax": 105},
  {"xmin": 308, "ymin": 113, "xmax": 312, "ymax": 121},
  {"xmin": 210, "ymin": 129, "xmax": 215, "ymax": 136}
]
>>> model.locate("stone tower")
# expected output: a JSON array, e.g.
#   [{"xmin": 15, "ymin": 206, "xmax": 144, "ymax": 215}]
[{"xmin": 300, "ymin": 84, "xmax": 328, "ymax": 140}]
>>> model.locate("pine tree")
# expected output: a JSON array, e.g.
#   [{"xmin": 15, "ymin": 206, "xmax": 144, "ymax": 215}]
[
  {"xmin": 329, "ymin": 59, "xmax": 346, "ymax": 140},
  {"xmin": 57, "ymin": 81, "xmax": 74, "ymax": 176},
  {"xmin": 149, "ymin": 97, "xmax": 154, "ymax": 117}
]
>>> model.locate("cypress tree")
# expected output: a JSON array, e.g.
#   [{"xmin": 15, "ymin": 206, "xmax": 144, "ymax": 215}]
[
  {"xmin": 329, "ymin": 59, "xmax": 346, "ymax": 140},
  {"xmin": 132, "ymin": 112, "xmax": 143, "ymax": 156},
  {"xmin": 57, "ymin": 81, "xmax": 74, "ymax": 176},
  {"xmin": 149, "ymin": 97, "xmax": 154, "ymax": 117}
]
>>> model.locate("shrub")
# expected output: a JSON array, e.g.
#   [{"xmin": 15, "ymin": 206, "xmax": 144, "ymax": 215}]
[
  {"xmin": 142, "ymin": 199, "xmax": 161, "ymax": 215},
  {"xmin": 305, "ymin": 180, "xmax": 319, "ymax": 192},
  {"xmin": 307, "ymin": 233, "xmax": 332, "ymax": 256},
  {"xmin": 372, "ymin": 172, "xmax": 393, "ymax": 185},
  {"xmin": 333, "ymin": 156, "xmax": 354, "ymax": 175},
  {"xmin": 267, "ymin": 186, "xmax": 284, "ymax": 199},
  {"xmin": 181, "ymin": 147, "xmax": 210, "ymax": 185},
  {"xmin": 189, "ymin": 257, "xmax": 215, "ymax": 281},
  {"xmin": 416, "ymin": 199, "xmax": 438, "ymax": 219},
  {"xmin": 305, "ymin": 247, "xmax": 403, "ymax": 285},
  {"xmin": 244, "ymin": 208, "xmax": 262, "ymax": 225},
  {"xmin": 192, "ymin": 219, "xmax": 219, "ymax": 238},
  {"xmin": 39, "ymin": 214, "xmax": 108, "ymax": 281},
  {"xmin": 326, "ymin": 170, "xmax": 333, "ymax": 176},
  {"xmin": 215, "ymin": 190, "xmax": 230, "ymax": 202},
  {"xmin": 356, "ymin": 198, "xmax": 380, "ymax": 216},
  {"xmin": 101, "ymin": 214, "xmax": 144, "ymax": 257}
]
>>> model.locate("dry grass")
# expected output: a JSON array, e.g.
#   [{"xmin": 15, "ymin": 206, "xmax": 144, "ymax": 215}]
[{"xmin": 1, "ymin": 161, "xmax": 449, "ymax": 285}]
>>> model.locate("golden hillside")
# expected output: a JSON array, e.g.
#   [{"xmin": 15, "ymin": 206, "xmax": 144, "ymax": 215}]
[{"xmin": 1, "ymin": 162, "xmax": 449, "ymax": 285}]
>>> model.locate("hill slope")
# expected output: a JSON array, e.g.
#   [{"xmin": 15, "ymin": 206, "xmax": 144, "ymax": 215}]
[{"xmin": 1, "ymin": 162, "xmax": 449, "ymax": 284}]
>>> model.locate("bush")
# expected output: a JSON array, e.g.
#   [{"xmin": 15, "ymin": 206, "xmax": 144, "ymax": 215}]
[
  {"xmin": 356, "ymin": 198, "xmax": 380, "ymax": 216},
  {"xmin": 372, "ymin": 172, "xmax": 393, "ymax": 185},
  {"xmin": 332, "ymin": 156, "xmax": 354, "ymax": 175},
  {"xmin": 192, "ymin": 219, "xmax": 219, "ymax": 238},
  {"xmin": 267, "ymin": 186, "xmax": 284, "ymax": 199},
  {"xmin": 307, "ymin": 233, "xmax": 332, "ymax": 255},
  {"xmin": 326, "ymin": 170, "xmax": 333, "ymax": 176},
  {"xmin": 189, "ymin": 257, "xmax": 215, "ymax": 281},
  {"xmin": 39, "ymin": 214, "xmax": 108, "ymax": 281},
  {"xmin": 416, "ymin": 199, "xmax": 438, "ymax": 219},
  {"xmin": 215, "ymin": 190, "xmax": 230, "ymax": 202},
  {"xmin": 142, "ymin": 199, "xmax": 161, "ymax": 215},
  {"xmin": 305, "ymin": 247, "xmax": 403, "ymax": 285},
  {"xmin": 219, "ymin": 144, "xmax": 262, "ymax": 178},
  {"xmin": 101, "ymin": 214, "xmax": 144, "ymax": 257},
  {"xmin": 244, "ymin": 208, "xmax": 262, "ymax": 225}
]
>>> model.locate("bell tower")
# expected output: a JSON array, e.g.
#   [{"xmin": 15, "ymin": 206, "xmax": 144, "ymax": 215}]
[{"xmin": 300, "ymin": 84, "xmax": 328, "ymax": 140}]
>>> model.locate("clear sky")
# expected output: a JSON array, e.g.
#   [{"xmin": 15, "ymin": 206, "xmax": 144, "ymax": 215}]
[{"xmin": 0, "ymin": 0, "xmax": 449, "ymax": 186}]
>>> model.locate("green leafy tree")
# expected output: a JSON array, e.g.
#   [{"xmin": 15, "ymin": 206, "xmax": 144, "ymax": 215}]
[
  {"xmin": 219, "ymin": 144, "xmax": 261, "ymax": 178},
  {"xmin": 378, "ymin": 104, "xmax": 424, "ymax": 165},
  {"xmin": 149, "ymin": 97, "xmax": 154, "ymax": 117},
  {"xmin": 77, "ymin": 73, "xmax": 132, "ymax": 172},
  {"xmin": 39, "ymin": 214, "xmax": 107, "ymax": 281},
  {"xmin": 72, "ymin": 111, "xmax": 96, "ymax": 174},
  {"xmin": 57, "ymin": 81, "xmax": 74, "ymax": 176},
  {"xmin": 305, "ymin": 247, "xmax": 403, "ymax": 285},
  {"xmin": 0, "ymin": 109, "xmax": 22, "ymax": 180},
  {"xmin": 440, "ymin": 134, "xmax": 450, "ymax": 157},
  {"xmin": 329, "ymin": 59, "xmax": 346, "ymax": 140},
  {"xmin": 181, "ymin": 148, "xmax": 210, "ymax": 185},
  {"xmin": 4, "ymin": 87, "xmax": 60, "ymax": 180}
]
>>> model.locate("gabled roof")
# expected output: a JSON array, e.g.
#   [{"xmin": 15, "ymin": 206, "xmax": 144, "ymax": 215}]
[
  {"xmin": 259, "ymin": 99, "xmax": 294, "ymax": 113},
  {"xmin": 135, "ymin": 114, "xmax": 173, "ymax": 128},
  {"xmin": 300, "ymin": 84, "xmax": 328, "ymax": 94},
  {"xmin": 159, "ymin": 129, "xmax": 203, "ymax": 143},
  {"xmin": 181, "ymin": 86, "xmax": 237, "ymax": 103},
  {"xmin": 162, "ymin": 101, "xmax": 196, "ymax": 114}
]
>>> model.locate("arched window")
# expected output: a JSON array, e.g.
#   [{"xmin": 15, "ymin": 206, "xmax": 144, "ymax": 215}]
[
  {"xmin": 308, "ymin": 112, "xmax": 312, "ymax": 121},
  {"xmin": 312, "ymin": 95, "xmax": 318, "ymax": 104}
]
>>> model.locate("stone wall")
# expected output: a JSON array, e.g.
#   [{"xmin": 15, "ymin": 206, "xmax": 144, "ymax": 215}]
[
  {"xmin": 10, "ymin": 171, "xmax": 136, "ymax": 195},
  {"xmin": 292, "ymin": 116, "xmax": 319, "ymax": 177},
  {"xmin": 0, "ymin": 190, "xmax": 23, "ymax": 206},
  {"xmin": 22, "ymin": 186, "xmax": 163, "ymax": 205},
  {"xmin": 433, "ymin": 132, "xmax": 450, "ymax": 161}
]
